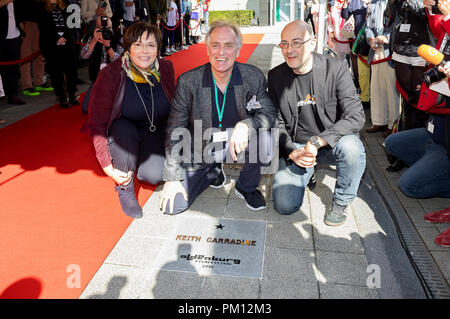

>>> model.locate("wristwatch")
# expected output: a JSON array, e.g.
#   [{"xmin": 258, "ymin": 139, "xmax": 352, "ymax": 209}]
[{"xmin": 309, "ymin": 136, "xmax": 322, "ymax": 149}]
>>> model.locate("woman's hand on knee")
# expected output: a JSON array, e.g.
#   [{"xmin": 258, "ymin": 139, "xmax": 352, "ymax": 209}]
[
  {"xmin": 103, "ymin": 165, "xmax": 133, "ymax": 185},
  {"xmin": 159, "ymin": 181, "xmax": 188, "ymax": 215}
]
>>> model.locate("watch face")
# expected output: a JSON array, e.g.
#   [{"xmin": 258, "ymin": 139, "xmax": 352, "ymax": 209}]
[{"xmin": 310, "ymin": 136, "xmax": 320, "ymax": 147}]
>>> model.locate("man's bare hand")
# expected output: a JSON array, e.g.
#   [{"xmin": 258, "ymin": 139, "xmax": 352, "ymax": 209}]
[
  {"xmin": 423, "ymin": 0, "xmax": 436, "ymax": 10},
  {"xmin": 229, "ymin": 122, "xmax": 249, "ymax": 161},
  {"xmin": 438, "ymin": 60, "xmax": 450, "ymax": 78},
  {"xmin": 159, "ymin": 181, "xmax": 188, "ymax": 214},
  {"xmin": 288, "ymin": 147, "xmax": 317, "ymax": 168}
]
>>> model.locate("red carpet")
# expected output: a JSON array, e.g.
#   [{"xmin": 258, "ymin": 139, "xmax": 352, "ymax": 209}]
[{"xmin": 0, "ymin": 33, "xmax": 263, "ymax": 299}]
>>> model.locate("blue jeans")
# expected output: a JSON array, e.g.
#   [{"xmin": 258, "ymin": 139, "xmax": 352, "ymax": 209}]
[
  {"xmin": 202, "ymin": 11, "xmax": 209, "ymax": 33},
  {"xmin": 385, "ymin": 128, "xmax": 450, "ymax": 198},
  {"xmin": 273, "ymin": 135, "xmax": 366, "ymax": 215}
]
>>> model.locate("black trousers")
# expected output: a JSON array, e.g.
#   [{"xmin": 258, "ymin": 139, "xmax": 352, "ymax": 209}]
[
  {"xmin": 304, "ymin": 8, "xmax": 315, "ymax": 35},
  {"xmin": 108, "ymin": 117, "xmax": 166, "ymax": 185},
  {"xmin": 44, "ymin": 44, "xmax": 78, "ymax": 99},
  {"xmin": 0, "ymin": 37, "xmax": 22, "ymax": 97},
  {"xmin": 183, "ymin": 13, "xmax": 191, "ymax": 45}
]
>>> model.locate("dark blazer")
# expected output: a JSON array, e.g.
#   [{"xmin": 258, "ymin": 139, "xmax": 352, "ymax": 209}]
[
  {"xmin": 163, "ymin": 62, "xmax": 278, "ymax": 181},
  {"xmin": 83, "ymin": 58, "xmax": 175, "ymax": 168},
  {"xmin": 268, "ymin": 53, "xmax": 365, "ymax": 158}
]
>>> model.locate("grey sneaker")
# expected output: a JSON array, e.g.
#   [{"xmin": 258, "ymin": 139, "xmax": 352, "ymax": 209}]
[{"xmin": 324, "ymin": 201, "xmax": 348, "ymax": 227}]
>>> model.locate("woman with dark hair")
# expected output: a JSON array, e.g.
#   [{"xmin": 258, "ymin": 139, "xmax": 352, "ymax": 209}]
[
  {"xmin": 35, "ymin": 0, "xmax": 79, "ymax": 108},
  {"xmin": 84, "ymin": 21, "xmax": 175, "ymax": 218}
]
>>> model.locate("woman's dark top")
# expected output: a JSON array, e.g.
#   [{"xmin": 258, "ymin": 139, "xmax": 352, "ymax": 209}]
[{"xmin": 121, "ymin": 78, "xmax": 171, "ymax": 129}]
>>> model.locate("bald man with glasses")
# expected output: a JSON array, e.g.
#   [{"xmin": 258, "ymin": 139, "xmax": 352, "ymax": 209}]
[{"xmin": 268, "ymin": 20, "xmax": 366, "ymax": 227}]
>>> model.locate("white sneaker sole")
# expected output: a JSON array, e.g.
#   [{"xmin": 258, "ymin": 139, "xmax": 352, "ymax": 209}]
[
  {"xmin": 209, "ymin": 164, "xmax": 226, "ymax": 189},
  {"xmin": 209, "ymin": 173, "xmax": 226, "ymax": 189},
  {"xmin": 234, "ymin": 188, "xmax": 266, "ymax": 211}
]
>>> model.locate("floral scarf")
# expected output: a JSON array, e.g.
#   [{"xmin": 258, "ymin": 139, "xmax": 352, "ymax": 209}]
[{"xmin": 121, "ymin": 51, "xmax": 160, "ymax": 86}]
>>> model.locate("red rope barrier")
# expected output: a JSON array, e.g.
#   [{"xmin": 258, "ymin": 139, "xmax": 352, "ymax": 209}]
[
  {"xmin": 369, "ymin": 56, "xmax": 392, "ymax": 65},
  {"xmin": 183, "ymin": 18, "xmax": 201, "ymax": 30},
  {"xmin": 0, "ymin": 41, "xmax": 87, "ymax": 66},
  {"xmin": 357, "ymin": 55, "xmax": 369, "ymax": 65},
  {"xmin": 357, "ymin": 54, "xmax": 392, "ymax": 66},
  {"xmin": 0, "ymin": 50, "xmax": 41, "ymax": 66},
  {"xmin": 333, "ymin": 37, "xmax": 355, "ymax": 44},
  {"xmin": 160, "ymin": 19, "xmax": 181, "ymax": 31}
]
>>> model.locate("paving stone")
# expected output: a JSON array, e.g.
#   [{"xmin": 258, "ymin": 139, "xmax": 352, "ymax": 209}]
[
  {"xmin": 309, "ymin": 196, "xmax": 364, "ymax": 254},
  {"xmin": 141, "ymin": 270, "xmax": 204, "ymax": 299},
  {"xmin": 319, "ymin": 283, "xmax": 378, "ymax": 299},
  {"xmin": 394, "ymin": 190, "xmax": 422, "ymax": 209},
  {"xmin": 266, "ymin": 202, "xmax": 311, "ymax": 223},
  {"xmin": 262, "ymin": 247, "xmax": 317, "ymax": 283},
  {"xmin": 126, "ymin": 213, "xmax": 174, "ymax": 239},
  {"xmin": 416, "ymin": 226, "xmax": 450, "ymax": 252},
  {"xmin": 104, "ymin": 234, "xmax": 165, "ymax": 268},
  {"xmin": 79, "ymin": 264, "xmax": 147, "ymax": 299},
  {"xmin": 198, "ymin": 276, "xmax": 260, "ymax": 299},
  {"xmin": 196, "ymin": 179, "xmax": 234, "ymax": 199},
  {"xmin": 225, "ymin": 199, "xmax": 267, "ymax": 221},
  {"xmin": 430, "ymin": 251, "xmax": 450, "ymax": 280},
  {"xmin": 185, "ymin": 197, "xmax": 228, "ymax": 219},
  {"xmin": 260, "ymin": 279, "xmax": 319, "ymax": 299},
  {"xmin": 405, "ymin": 207, "xmax": 431, "ymax": 228},
  {"xmin": 315, "ymin": 251, "xmax": 370, "ymax": 286},
  {"xmin": 418, "ymin": 198, "xmax": 450, "ymax": 210},
  {"xmin": 265, "ymin": 221, "xmax": 314, "ymax": 250},
  {"xmin": 436, "ymin": 224, "xmax": 450, "ymax": 233}
]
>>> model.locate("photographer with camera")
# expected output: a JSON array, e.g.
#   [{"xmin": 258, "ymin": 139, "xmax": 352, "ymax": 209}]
[
  {"xmin": 384, "ymin": 0, "xmax": 450, "ymax": 202},
  {"xmin": 80, "ymin": 15, "xmax": 122, "ymax": 113},
  {"xmin": 380, "ymin": 0, "xmax": 433, "ymax": 133}
]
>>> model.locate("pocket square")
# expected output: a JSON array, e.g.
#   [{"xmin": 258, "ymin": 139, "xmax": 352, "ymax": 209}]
[{"xmin": 246, "ymin": 95, "xmax": 262, "ymax": 112}]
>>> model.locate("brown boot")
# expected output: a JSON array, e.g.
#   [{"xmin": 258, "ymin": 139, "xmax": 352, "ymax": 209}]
[
  {"xmin": 383, "ymin": 128, "xmax": 393, "ymax": 138},
  {"xmin": 365, "ymin": 125, "xmax": 388, "ymax": 133}
]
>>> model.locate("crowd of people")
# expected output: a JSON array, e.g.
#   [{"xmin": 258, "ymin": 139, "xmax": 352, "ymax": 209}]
[
  {"xmin": 0, "ymin": 0, "xmax": 210, "ymax": 110},
  {"xmin": 0, "ymin": 0, "xmax": 449, "ymax": 246},
  {"xmin": 304, "ymin": 0, "xmax": 450, "ymax": 245}
]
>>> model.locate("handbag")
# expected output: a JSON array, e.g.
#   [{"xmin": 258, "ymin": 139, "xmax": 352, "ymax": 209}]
[
  {"xmin": 190, "ymin": 11, "xmax": 198, "ymax": 20},
  {"xmin": 341, "ymin": 15, "xmax": 355, "ymax": 39}
]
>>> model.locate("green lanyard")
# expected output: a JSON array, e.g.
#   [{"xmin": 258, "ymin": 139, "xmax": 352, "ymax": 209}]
[{"xmin": 213, "ymin": 74, "xmax": 231, "ymax": 130}]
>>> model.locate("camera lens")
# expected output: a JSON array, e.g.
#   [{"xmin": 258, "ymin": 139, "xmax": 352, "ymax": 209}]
[{"xmin": 423, "ymin": 67, "xmax": 447, "ymax": 86}]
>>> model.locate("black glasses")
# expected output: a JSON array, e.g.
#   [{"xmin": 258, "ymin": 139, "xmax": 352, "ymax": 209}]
[{"xmin": 279, "ymin": 37, "xmax": 313, "ymax": 49}]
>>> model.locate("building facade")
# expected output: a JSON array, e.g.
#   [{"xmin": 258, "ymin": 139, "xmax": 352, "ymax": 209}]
[{"xmin": 209, "ymin": 0, "xmax": 307, "ymax": 26}]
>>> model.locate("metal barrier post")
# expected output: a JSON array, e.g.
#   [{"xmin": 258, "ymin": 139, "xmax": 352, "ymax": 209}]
[
  {"xmin": 181, "ymin": 15, "xmax": 185, "ymax": 47},
  {"xmin": 316, "ymin": 0, "xmax": 327, "ymax": 54},
  {"xmin": 299, "ymin": 0, "xmax": 305, "ymax": 20}
]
